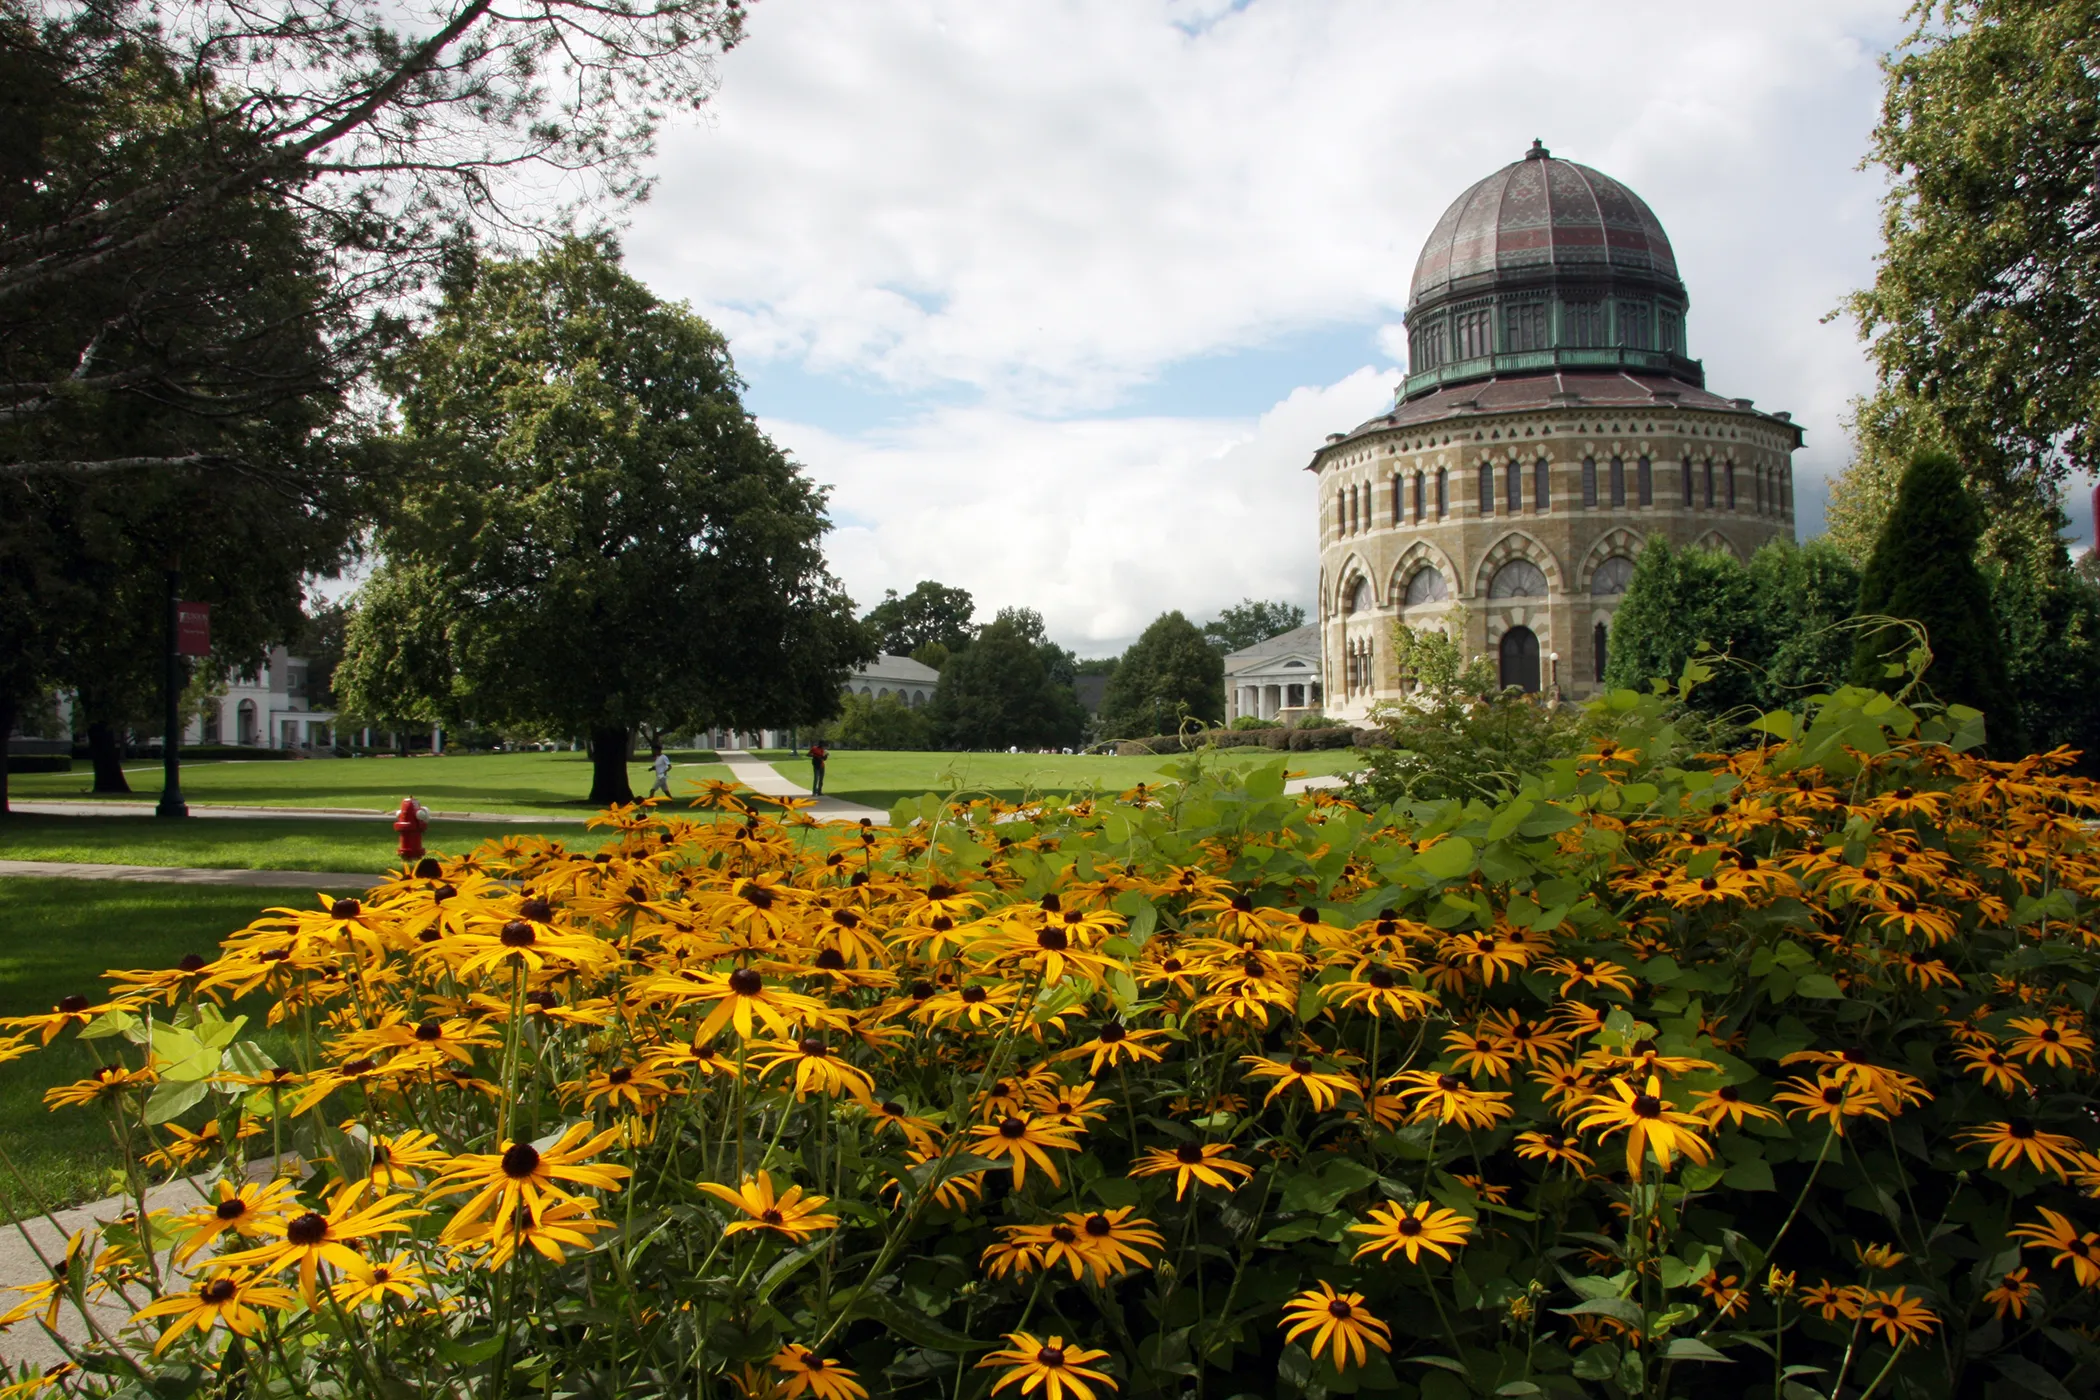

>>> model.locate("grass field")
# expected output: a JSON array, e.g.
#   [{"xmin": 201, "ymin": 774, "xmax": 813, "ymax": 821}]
[
  {"xmin": 0, "ymin": 879, "xmax": 312, "ymax": 1217},
  {"xmin": 768, "ymin": 746, "xmax": 1364, "ymax": 811},
  {"xmin": 8, "ymin": 752, "xmax": 735, "ymax": 815},
  {"xmin": 0, "ymin": 816, "xmax": 623, "ymax": 874}
]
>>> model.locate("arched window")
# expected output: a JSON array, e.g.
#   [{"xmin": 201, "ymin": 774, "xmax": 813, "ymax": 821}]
[
  {"xmin": 1404, "ymin": 567, "xmax": 1449, "ymax": 606},
  {"xmin": 1704, "ymin": 459, "xmax": 1716, "ymax": 508},
  {"xmin": 1345, "ymin": 577, "xmax": 1371, "ymax": 614},
  {"xmin": 1590, "ymin": 556, "xmax": 1635, "ymax": 595},
  {"xmin": 1593, "ymin": 621, "xmax": 1609, "ymax": 683},
  {"xmin": 1681, "ymin": 454, "xmax": 1694, "ymax": 507},
  {"xmin": 877, "ymin": 687, "xmax": 891, "ymax": 700},
  {"xmin": 1436, "ymin": 469, "xmax": 1448, "ymax": 518},
  {"xmin": 1506, "ymin": 460, "xmax": 1522, "ymax": 513},
  {"xmin": 1391, "ymin": 473, "xmax": 1403, "ymax": 527},
  {"xmin": 913, "ymin": 691, "xmax": 927, "ymax": 707},
  {"xmin": 1489, "ymin": 559, "xmax": 1549, "ymax": 598},
  {"xmin": 237, "ymin": 699, "xmax": 258, "ymax": 745},
  {"xmin": 1499, "ymin": 626, "xmax": 1541, "ymax": 693},
  {"xmin": 1412, "ymin": 472, "xmax": 1425, "ymax": 521},
  {"xmin": 1582, "ymin": 457, "xmax": 1598, "ymax": 508},
  {"xmin": 1534, "ymin": 457, "xmax": 1550, "ymax": 512},
  {"xmin": 1347, "ymin": 484, "xmax": 1359, "ymax": 534},
  {"xmin": 1478, "ymin": 464, "xmax": 1494, "ymax": 514},
  {"xmin": 1609, "ymin": 455, "xmax": 1626, "ymax": 507},
  {"xmin": 1726, "ymin": 462, "xmax": 1737, "ymax": 510},
  {"xmin": 1335, "ymin": 493, "xmax": 1345, "ymax": 533},
  {"xmin": 1637, "ymin": 455, "xmax": 1652, "ymax": 506}
]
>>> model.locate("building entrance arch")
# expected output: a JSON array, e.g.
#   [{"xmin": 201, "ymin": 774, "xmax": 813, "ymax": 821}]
[{"xmin": 1499, "ymin": 626, "xmax": 1541, "ymax": 693}]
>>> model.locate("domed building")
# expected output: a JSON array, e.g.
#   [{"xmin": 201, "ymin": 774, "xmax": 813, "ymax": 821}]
[{"xmin": 1311, "ymin": 142, "xmax": 1801, "ymax": 722}]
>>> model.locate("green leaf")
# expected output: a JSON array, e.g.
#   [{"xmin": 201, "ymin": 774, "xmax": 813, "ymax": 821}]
[
  {"xmin": 842, "ymin": 1291, "xmax": 991, "ymax": 1353},
  {"xmin": 1554, "ymin": 1298, "xmax": 1644, "ymax": 1326},
  {"xmin": 1414, "ymin": 836, "xmax": 1475, "ymax": 880},
  {"xmin": 1406, "ymin": 1356, "xmax": 1470, "ymax": 1375},
  {"xmin": 1279, "ymin": 1158, "xmax": 1379, "ymax": 1214},
  {"xmin": 1993, "ymin": 1356, "xmax": 2077, "ymax": 1400},
  {"xmin": 1570, "ymin": 1344, "xmax": 1619, "ymax": 1381},
  {"xmin": 143, "ymin": 1076, "xmax": 210, "ymax": 1125},
  {"xmin": 1484, "ymin": 797, "xmax": 1534, "ymax": 843},
  {"xmin": 1661, "ymin": 1338, "xmax": 1732, "ymax": 1363},
  {"xmin": 1792, "ymin": 973, "xmax": 1844, "ymax": 1000},
  {"xmin": 1723, "ymin": 1158, "xmax": 1776, "ymax": 1192}
]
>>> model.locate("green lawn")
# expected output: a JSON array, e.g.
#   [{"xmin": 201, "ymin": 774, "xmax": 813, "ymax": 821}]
[
  {"xmin": 771, "ymin": 746, "xmax": 1365, "ymax": 811},
  {"xmin": 8, "ymin": 752, "xmax": 734, "ymax": 815},
  {"xmin": 0, "ymin": 879, "xmax": 319, "ymax": 1218},
  {"xmin": 0, "ymin": 816, "xmax": 624, "ymax": 874}
]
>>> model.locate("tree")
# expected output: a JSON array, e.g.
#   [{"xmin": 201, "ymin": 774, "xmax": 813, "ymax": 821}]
[
  {"xmin": 864, "ymin": 581, "xmax": 978, "ymax": 657},
  {"xmin": 1602, "ymin": 539, "xmax": 1767, "ymax": 716},
  {"xmin": 2, "ymin": 0, "xmax": 748, "ymax": 481},
  {"xmin": 343, "ymin": 238, "xmax": 870, "ymax": 803},
  {"xmin": 1099, "ymin": 611, "xmax": 1225, "ymax": 739},
  {"xmin": 1849, "ymin": 1, "xmax": 2100, "ymax": 501},
  {"xmin": 1201, "ymin": 598, "xmax": 1307, "ymax": 653},
  {"xmin": 828, "ymin": 693, "xmax": 935, "ymax": 751},
  {"xmin": 929, "ymin": 611, "xmax": 1085, "ymax": 751},
  {"xmin": 1851, "ymin": 451, "xmax": 2017, "ymax": 741},
  {"xmin": 1744, "ymin": 540, "xmax": 1862, "ymax": 707}
]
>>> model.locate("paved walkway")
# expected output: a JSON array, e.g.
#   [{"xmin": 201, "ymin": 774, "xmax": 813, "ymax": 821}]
[
  {"xmin": 0, "ymin": 860, "xmax": 370, "ymax": 889},
  {"xmin": 716, "ymin": 751, "xmax": 888, "ymax": 823},
  {"xmin": 8, "ymin": 800, "xmax": 582, "ymax": 823},
  {"xmin": 0, "ymin": 1156, "xmax": 302, "ymax": 1370}
]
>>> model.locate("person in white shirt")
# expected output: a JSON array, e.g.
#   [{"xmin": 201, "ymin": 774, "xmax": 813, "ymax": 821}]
[{"xmin": 648, "ymin": 746, "xmax": 673, "ymax": 798}]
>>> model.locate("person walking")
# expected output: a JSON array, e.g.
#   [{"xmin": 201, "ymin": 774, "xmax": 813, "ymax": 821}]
[
  {"xmin": 807, "ymin": 741, "xmax": 828, "ymax": 797},
  {"xmin": 648, "ymin": 745, "xmax": 673, "ymax": 798}
]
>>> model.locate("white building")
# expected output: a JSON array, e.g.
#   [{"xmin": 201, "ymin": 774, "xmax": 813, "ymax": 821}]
[
  {"xmin": 186, "ymin": 646, "xmax": 337, "ymax": 751},
  {"xmin": 1225, "ymin": 625, "xmax": 1323, "ymax": 724},
  {"xmin": 699, "ymin": 654, "xmax": 941, "ymax": 750}
]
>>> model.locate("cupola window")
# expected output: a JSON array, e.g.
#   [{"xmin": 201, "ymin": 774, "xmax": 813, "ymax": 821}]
[{"xmin": 1489, "ymin": 560, "xmax": 1548, "ymax": 598}]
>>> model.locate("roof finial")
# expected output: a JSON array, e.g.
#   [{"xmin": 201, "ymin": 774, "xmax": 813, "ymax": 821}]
[{"xmin": 1526, "ymin": 138, "xmax": 1550, "ymax": 161}]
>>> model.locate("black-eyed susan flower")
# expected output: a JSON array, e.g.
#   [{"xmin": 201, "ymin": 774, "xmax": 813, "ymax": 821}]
[
  {"xmin": 2011, "ymin": 1208, "xmax": 2100, "ymax": 1287},
  {"xmin": 1127, "ymin": 1142, "xmax": 1255, "ymax": 1199},
  {"xmin": 1348, "ymin": 1201, "xmax": 1472, "ymax": 1264},
  {"xmin": 1572, "ymin": 1074, "xmax": 1713, "ymax": 1178},
  {"xmin": 770, "ymin": 1345, "xmax": 868, "ymax": 1400},
  {"xmin": 1070, "ymin": 1207, "xmax": 1162, "ymax": 1282},
  {"xmin": 130, "ymin": 1272, "xmax": 296, "ymax": 1353},
  {"xmin": 478, "ymin": 1198, "xmax": 617, "ymax": 1268},
  {"xmin": 2005, "ymin": 1015, "xmax": 2093, "ymax": 1070},
  {"xmin": 1387, "ymin": 1069, "xmax": 1514, "ymax": 1131},
  {"xmin": 1689, "ymin": 1084, "xmax": 1780, "ymax": 1129},
  {"xmin": 1855, "ymin": 1286, "xmax": 1938, "ymax": 1346},
  {"xmin": 429, "ymin": 1122, "xmax": 631, "ymax": 1244},
  {"xmin": 170, "ymin": 1176, "xmax": 301, "ymax": 1265},
  {"xmin": 1983, "ymin": 1267, "xmax": 2039, "ymax": 1319},
  {"xmin": 330, "ymin": 1253, "xmax": 427, "ymax": 1309},
  {"xmin": 1960, "ymin": 1118, "xmax": 2088, "ymax": 1179},
  {"xmin": 863, "ymin": 1099, "xmax": 943, "ymax": 1155},
  {"xmin": 1239, "ymin": 1055, "xmax": 1360, "ymax": 1111},
  {"xmin": 1058, "ymin": 1020, "xmax": 1171, "ymax": 1075},
  {"xmin": 1513, "ymin": 1130, "xmax": 1594, "ymax": 1171},
  {"xmin": 750, "ymin": 1037, "xmax": 876, "ymax": 1102},
  {"xmin": 699, "ymin": 1171, "xmax": 839, "ymax": 1240},
  {"xmin": 1954, "ymin": 1043, "xmax": 2033, "ymax": 1095},
  {"xmin": 967, "ymin": 1113, "xmax": 1082, "ymax": 1190},
  {"xmin": 212, "ymin": 1185, "xmax": 422, "ymax": 1302},
  {"xmin": 1279, "ymin": 1283, "xmax": 1392, "ymax": 1371},
  {"xmin": 42, "ymin": 1063, "xmax": 155, "ymax": 1109},
  {"xmin": 975, "ymin": 1332, "xmax": 1117, "ymax": 1400},
  {"xmin": 1771, "ymin": 1074, "xmax": 1887, "ymax": 1136},
  {"xmin": 1698, "ymin": 1271, "xmax": 1750, "ymax": 1317},
  {"xmin": 670, "ymin": 968, "xmax": 834, "ymax": 1042}
]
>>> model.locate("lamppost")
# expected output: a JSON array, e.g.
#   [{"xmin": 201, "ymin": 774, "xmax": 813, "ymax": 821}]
[
  {"xmin": 1547, "ymin": 652, "xmax": 1561, "ymax": 706},
  {"xmin": 156, "ymin": 567, "xmax": 187, "ymax": 819}
]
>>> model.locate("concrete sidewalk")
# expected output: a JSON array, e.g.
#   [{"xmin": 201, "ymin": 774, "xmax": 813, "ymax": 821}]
[
  {"xmin": 0, "ymin": 860, "xmax": 370, "ymax": 889},
  {"xmin": 8, "ymin": 801, "xmax": 583, "ymax": 824},
  {"xmin": 715, "ymin": 751, "xmax": 888, "ymax": 823}
]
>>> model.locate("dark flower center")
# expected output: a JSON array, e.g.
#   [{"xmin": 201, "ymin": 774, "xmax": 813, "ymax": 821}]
[
  {"xmin": 999, "ymin": 1117, "xmax": 1028, "ymax": 1139},
  {"xmin": 910, "ymin": 981, "xmax": 935, "ymax": 1000},
  {"xmin": 962, "ymin": 985, "xmax": 990, "ymax": 1004},
  {"xmin": 882, "ymin": 1101, "xmax": 906, "ymax": 1117},
  {"xmin": 608, "ymin": 1067, "xmax": 634, "ymax": 1084},
  {"xmin": 741, "ymin": 884, "xmax": 774, "ymax": 909},
  {"xmin": 331, "ymin": 899, "xmax": 361, "ymax": 919},
  {"xmin": 1050, "ymin": 1225, "xmax": 1078, "ymax": 1244},
  {"xmin": 500, "ymin": 920, "xmax": 535, "ymax": 947},
  {"xmin": 1099, "ymin": 1023, "xmax": 1127, "ymax": 1043},
  {"xmin": 1328, "ymin": 1298, "xmax": 1354, "ymax": 1318},
  {"xmin": 1085, "ymin": 1214, "xmax": 1112, "ymax": 1237},
  {"xmin": 414, "ymin": 858, "xmax": 443, "ymax": 879},
  {"xmin": 761, "ymin": 1209, "xmax": 784, "ymax": 1225},
  {"xmin": 59, "ymin": 995, "xmax": 90, "ymax": 1014},
  {"xmin": 501, "ymin": 1143, "xmax": 541, "ymax": 1178},
  {"xmin": 832, "ymin": 909, "xmax": 861, "ymax": 928},
  {"xmin": 342, "ymin": 1058, "xmax": 377, "ymax": 1076},
  {"xmin": 2007, "ymin": 1118, "xmax": 2035, "ymax": 1140},
  {"xmin": 201, "ymin": 1277, "xmax": 239, "ymax": 1303},
  {"xmin": 1230, "ymin": 894, "xmax": 1253, "ymax": 912},
  {"xmin": 1368, "ymin": 968, "xmax": 1396, "ymax": 989},
  {"xmin": 1632, "ymin": 1095, "xmax": 1662, "ymax": 1118},
  {"xmin": 727, "ymin": 968, "xmax": 764, "ymax": 996},
  {"xmin": 1175, "ymin": 1143, "xmax": 1205, "ymax": 1164},
  {"xmin": 1038, "ymin": 1347, "xmax": 1066, "ymax": 1367},
  {"xmin": 1037, "ymin": 928, "xmax": 1069, "ymax": 951},
  {"xmin": 1289, "ymin": 1058, "xmax": 1314, "ymax": 1075},
  {"xmin": 285, "ymin": 1212, "xmax": 328, "ymax": 1246},
  {"xmin": 215, "ymin": 1198, "xmax": 248, "ymax": 1221},
  {"xmin": 798, "ymin": 1039, "xmax": 828, "ymax": 1057},
  {"xmin": 1040, "ymin": 893, "xmax": 1062, "ymax": 913},
  {"xmin": 1437, "ymin": 1074, "xmax": 1463, "ymax": 1092},
  {"xmin": 415, "ymin": 1020, "xmax": 443, "ymax": 1041},
  {"xmin": 927, "ymin": 883, "xmax": 956, "ymax": 901},
  {"xmin": 813, "ymin": 949, "xmax": 847, "ymax": 970},
  {"xmin": 178, "ymin": 954, "xmax": 208, "ymax": 973},
  {"xmin": 1397, "ymin": 1218, "xmax": 1423, "ymax": 1236},
  {"xmin": 930, "ymin": 915, "xmax": 954, "ymax": 932}
]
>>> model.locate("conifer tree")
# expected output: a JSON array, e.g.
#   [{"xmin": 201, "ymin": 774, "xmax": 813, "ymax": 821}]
[{"xmin": 1850, "ymin": 450, "xmax": 2016, "ymax": 742}]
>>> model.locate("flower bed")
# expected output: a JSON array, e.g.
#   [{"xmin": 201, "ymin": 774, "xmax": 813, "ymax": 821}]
[{"xmin": 2, "ymin": 686, "xmax": 2097, "ymax": 1400}]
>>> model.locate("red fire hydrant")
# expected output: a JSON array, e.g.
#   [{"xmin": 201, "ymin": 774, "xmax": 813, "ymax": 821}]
[{"xmin": 394, "ymin": 796, "xmax": 430, "ymax": 861}]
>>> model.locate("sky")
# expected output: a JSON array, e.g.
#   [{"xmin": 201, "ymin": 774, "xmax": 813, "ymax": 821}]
[{"xmin": 621, "ymin": 0, "xmax": 2095, "ymax": 657}]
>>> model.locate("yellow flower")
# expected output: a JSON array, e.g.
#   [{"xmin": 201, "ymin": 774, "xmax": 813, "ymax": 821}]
[
  {"xmin": 1349, "ymin": 1201, "xmax": 1473, "ymax": 1264},
  {"xmin": 750, "ymin": 1037, "xmax": 876, "ymax": 1102},
  {"xmin": 975, "ymin": 1333, "xmax": 1118, "ymax": 1400},
  {"xmin": 170, "ymin": 1177, "xmax": 301, "ymax": 1265},
  {"xmin": 478, "ymin": 1198, "xmax": 617, "ymax": 1269},
  {"xmin": 431, "ymin": 1122, "xmax": 631, "ymax": 1245},
  {"xmin": 1854, "ymin": 1242, "xmax": 1907, "ymax": 1270},
  {"xmin": 966, "ymin": 1114, "xmax": 1083, "ymax": 1190},
  {"xmin": 131, "ymin": 1272, "xmax": 297, "ymax": 1353},
  {"xmin": 43, "ymin": 1063, "xmax": 155, "ymax": 1109},
  {"xmin": 1984, "ymin": 1267, "xmax": 2039, "ymax": 1319},
  {"xmin": 1279, "ymin": 1283, "xmax": 1393, "ymax": 1371},
  {"xmin": 1128, "ymin": 1143, "xmax": 1255, "ymax": 1199},
  {"xmin": 1571, "ymin": 1075, "xmax": 1714, "ymax": 1178},
  {"xmin": 2011, "ymin": 1208, "xmax": 2100, "ymax": 1287},
  {"xmin": 1856, "ymin": 1286, "xmax": 1938, "ymax": 1346},
  {"xmin": 211, "ymin": 1184, "xmax": 423, "ymax": 1303},
  {"xmin": 1238, "ymin": 1055, "xmax": 1361, "ymax": 1112},
  {"xmin": 1513, "ymin": 1130, "xmax": 1594, "ymax": 1171},
  {"xmin": 1058, "ymin": 1021, "xmax": 1171, "ymax": 1075},
  {"xmin": 1771, "ymin": 1074, "xmax": 1886, "ymax": 1136},
  {"xmin": 1387, "ymin": 1070, "xmax": 1514, "ymax": 1130},
  {"xmin": 2005, "ymin": 1016, "xmax": 2093, "ymax": 1070},
  {"xmin": 1960, "ymin": 1118, "xmax": 2088, "ymax": 1179},
  {"xmin": 699, "ymin": 1171, "xmax": 839, "ymax": 1240},
  {"xmin": 330, "ymin": 1253, "xmax": 428, "ymax": 1309},
  {"xmin": 770, "ymin": 1345, "xmax": 868, "ymax": 1400},
  {"xmin": 1689, "ymin": 1084, "xmax": 1780, "ymax": 1129}
]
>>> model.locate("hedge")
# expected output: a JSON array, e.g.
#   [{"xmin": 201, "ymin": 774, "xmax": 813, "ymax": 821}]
[
  {"xmin": 6, "ymin": 754, "xmax": 72, "ymax": 773},
  {"xmin": 1113, "ymin": 725, "xmax": 1373, "ymax": 755}
]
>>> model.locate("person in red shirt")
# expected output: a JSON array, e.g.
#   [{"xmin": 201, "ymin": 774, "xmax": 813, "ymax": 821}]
[{"xmin": 807, "ymin": 741, "xmax": 828, "ymax": 796}]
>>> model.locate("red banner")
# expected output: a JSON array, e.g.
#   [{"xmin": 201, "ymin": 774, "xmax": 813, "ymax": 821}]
[{"xmin": 176, "ymin": 602, "xmax": 211, "ymax": 657}]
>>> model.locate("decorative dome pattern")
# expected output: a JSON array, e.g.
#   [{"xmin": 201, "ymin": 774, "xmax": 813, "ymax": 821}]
[{"xmin": 1410, "ymin": 142, "xmax": 1679, "ymax": 309}]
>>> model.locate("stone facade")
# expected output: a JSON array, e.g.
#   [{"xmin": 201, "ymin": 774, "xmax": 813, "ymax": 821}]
[{"xmin": 1312, "ymin": 374, "xmax": 1801, "ymax": 725}]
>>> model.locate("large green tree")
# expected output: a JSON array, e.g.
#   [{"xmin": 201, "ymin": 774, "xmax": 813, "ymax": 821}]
[
  {"xmin": 1850, "ymin": 0, "xmax": 2100, "ymax": 500},
  {"xmin": 1099, "ymin": 611, "xmax": 1225, "ymax": 739},
  {"xmin": 863, "ymin": 581, "xmax": 979, "ymax": 657},
  {"xmin": 1851, "ymin": 451, "xmax": 2017, "ymax": 741},
  {"xmin": 1201, "ymin": 598, "xmax": 1307, "ymax": 653},
  {"xmin": 929, "ymin": 609, "xmax": 1085, "ymax": 751},
  {"xmin": 342, "ymin": 238, "xmax": 871, "ymax": 803}
]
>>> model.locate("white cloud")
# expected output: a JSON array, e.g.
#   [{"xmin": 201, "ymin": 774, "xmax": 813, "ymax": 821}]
[
  {"xmin": 769, "ymin": 369, "xmax": 1396, "ymax": 654},
  {"xmin": 623, "ymin": 0, "xmax": 1911, "ymax": 647}
]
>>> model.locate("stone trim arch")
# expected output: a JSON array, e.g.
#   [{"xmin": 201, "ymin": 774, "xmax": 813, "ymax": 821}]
[
  {"xmin": 1333, "ymin": 552, "xmax": 1380, "ymax": 612},
  {"xmin": 1387, "ymin": 539, "xmax": 1460, "ymax": 607},
  {"xmin": 1577, "ymin": 527, "xmax": 1645, "ymax": 592},
  {"xmin": 1694, "ymin": 529, "xmax": 1739, "ymax": 559},
  {"xmin": 1473, "ymin": 530, "xmax": 1565, "ymax": 599}
]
